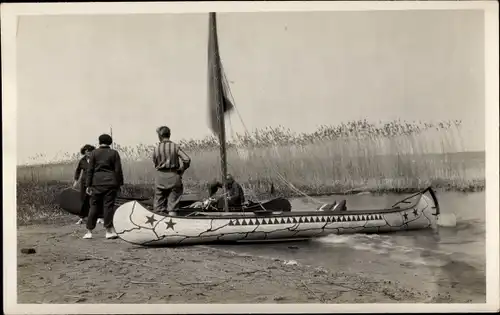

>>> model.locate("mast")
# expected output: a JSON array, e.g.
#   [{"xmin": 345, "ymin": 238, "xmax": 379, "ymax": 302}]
[{"xmin": 208, "ymin": 12, "xmax": 229, "ymax": 212}]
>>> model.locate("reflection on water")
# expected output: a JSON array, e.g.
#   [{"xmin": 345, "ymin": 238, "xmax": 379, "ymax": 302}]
[{"xmin": 212, "ymin": 191, "xmax": 486, "ymax": 301}]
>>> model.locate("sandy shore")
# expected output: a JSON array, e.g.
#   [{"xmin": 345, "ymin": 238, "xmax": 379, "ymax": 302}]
[{"xmin": 17, "ymin": 219, "xmax": 469, "ymax": 304}]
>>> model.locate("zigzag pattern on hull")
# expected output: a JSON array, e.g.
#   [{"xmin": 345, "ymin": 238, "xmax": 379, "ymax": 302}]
[{"xmin": 227, "ymin": 214, "xmax": 384, "ymax": 226}]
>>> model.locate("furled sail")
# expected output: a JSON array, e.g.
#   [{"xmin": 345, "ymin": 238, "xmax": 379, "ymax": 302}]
[{"xmin": 207, "ymin": 12, "xmax": 233, "ymax": 137}]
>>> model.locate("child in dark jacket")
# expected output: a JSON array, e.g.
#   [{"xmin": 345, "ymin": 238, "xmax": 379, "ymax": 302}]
[{"xmin": 83, "ymin": 134, "xmax": 124, "ymax": 240}]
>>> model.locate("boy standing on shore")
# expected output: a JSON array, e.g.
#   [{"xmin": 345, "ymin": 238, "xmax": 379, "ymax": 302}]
[
  {"xmin": 83, "ymin": 134, "xmax": 124, "ymax": 239},
  {"xmin": 152, "ymin": 126, "xmax": 191, "ymax": 214}
]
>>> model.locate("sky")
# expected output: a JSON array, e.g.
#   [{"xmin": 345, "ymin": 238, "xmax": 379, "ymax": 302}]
[{"xmin": 16, "ymin": 9, "xmax": 485, "ymax": 164}]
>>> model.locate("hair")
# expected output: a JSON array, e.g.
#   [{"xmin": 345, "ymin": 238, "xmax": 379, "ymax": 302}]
[
  {"xmin": 98, "ymin": 134, "xmax": 113, "ymax": 146},
  {"xmin": 80, "ymin": 144, "xmax": 96, "ymax": 155},
  {"xmin": 157, "ymin": 126, "xmax": 171, "ymax": 139}
]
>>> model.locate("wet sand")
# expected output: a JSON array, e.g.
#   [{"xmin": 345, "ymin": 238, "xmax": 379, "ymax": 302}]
[{"xmin": 17, "ymin": 220, "xmax": 478, "ymax": 304}]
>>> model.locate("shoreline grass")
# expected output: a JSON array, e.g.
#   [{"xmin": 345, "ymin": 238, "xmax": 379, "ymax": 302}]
[
  {"xmin": 16, "ymin": 176, "xmax": 485, "ymax": 226},
  {"xmin": 16, "ymin": 120, "xmax": 485, "ymax": 225}
]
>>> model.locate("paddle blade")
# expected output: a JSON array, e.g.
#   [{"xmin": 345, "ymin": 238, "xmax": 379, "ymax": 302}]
[{"xmin": 437, "ymin": 213, "xmax": 457, "ymax": 227}]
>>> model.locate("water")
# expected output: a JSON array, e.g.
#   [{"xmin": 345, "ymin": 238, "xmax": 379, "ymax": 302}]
[{"xmin": 212, "ymin": 191, "xmax": 486, "ymax": 300}]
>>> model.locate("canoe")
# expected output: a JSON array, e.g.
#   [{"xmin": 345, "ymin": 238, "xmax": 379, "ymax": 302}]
[{"xmin": 112, "ymin": 186, "xmax": 440, "ymax": 246}]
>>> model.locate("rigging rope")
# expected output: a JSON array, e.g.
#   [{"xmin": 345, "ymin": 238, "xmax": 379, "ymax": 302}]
[{"xmin": 219, "ymin": 62, "xmax": 325, "ymax": 206}]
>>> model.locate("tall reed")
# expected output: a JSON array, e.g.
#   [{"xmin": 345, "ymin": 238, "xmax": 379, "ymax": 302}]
[{"xmin": 17, "ymin": 120, "xmax": 483, "ymax": 194}]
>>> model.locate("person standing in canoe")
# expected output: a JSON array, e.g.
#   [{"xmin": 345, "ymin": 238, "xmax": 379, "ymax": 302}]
[
  {"xmin": 152, "ymin": 126, "xmax": 191, "ymax": 214},
  {"xmin": 207, "ymin": 174, "xmax": 245, "ymax": 209},
  {"xmin": 73, "ymin": 144, "xmax": 104, "ymax": 225},
  {"xmin": 83, "ymin": 134, "xmax": 124, "ymax": 240}
]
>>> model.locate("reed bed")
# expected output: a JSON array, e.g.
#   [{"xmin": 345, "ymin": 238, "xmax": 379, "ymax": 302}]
[{"xmin": 16, "ymin": 120, "xmax": 485, "ymax": 224}]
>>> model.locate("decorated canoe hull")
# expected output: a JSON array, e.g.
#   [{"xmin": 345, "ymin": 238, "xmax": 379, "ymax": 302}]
[{"xmin": 113, "ymin": 187, "xmax": 440, "ymax": 246}]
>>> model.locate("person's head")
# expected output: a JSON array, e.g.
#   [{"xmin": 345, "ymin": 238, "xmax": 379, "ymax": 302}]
[
  {"xmin": 98, "ymin": 134, "xmax": 113, "ymax": 146},
  {"xmin": 225, "ymin": 174, "xmax": 235, "ymax": 185},
  {"xmin": 156, "ymin": 126, "xmax": 171, "ymax": 141},
  {"xmin": 80, "ymin": 144, "xmax": 96, "ymax": 157}
]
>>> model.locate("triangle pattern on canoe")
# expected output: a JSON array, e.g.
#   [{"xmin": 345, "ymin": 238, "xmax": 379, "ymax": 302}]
[{"xmin": 225, "ymin": 212, "xmax": 389, "ymax": 227}]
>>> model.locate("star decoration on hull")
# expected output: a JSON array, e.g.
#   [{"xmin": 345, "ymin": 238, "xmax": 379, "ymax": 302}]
[
  {"xmin": 145, "ymin": 215, "xmax": 157, "ymax": 226},
  {"xmin": 413, "ymin": 209, "xmax": 419, "ymax": 217},
  {"xmin": 165, "ymin": 218, "xmax": 177, "ymax": 230},
  {"xmin": 403, "ymin": 213, "xmax": 409, "ymax": 221}
]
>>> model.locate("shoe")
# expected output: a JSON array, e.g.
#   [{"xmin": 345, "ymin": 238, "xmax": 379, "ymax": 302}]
[
  {"xmin": 76, "ymin": 218, "xmax": 84, "ymax": 225},
  {"xmin": 97, "ymin": 218, "xmax": 104, "ymax": 224},
  {"xmin": 82, "ymin": 231, "xmax": 93, "ymax": 239},
  {"xmin": 105, "ymin": 227, "xmax": 118, "ymax": 239}
]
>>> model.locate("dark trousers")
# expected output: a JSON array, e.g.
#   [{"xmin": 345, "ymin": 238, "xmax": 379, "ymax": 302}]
[
  {"xmin": 154, "ymin": 171, "xmax": 183, "ymax": 212},
  {"xmin": 79, "ymin": 185, "xmax": 103, "ymax": 219},
  {"xmin": 80, "ymin": 196, "xmax": 105, "ymax": 219},
  {"xmin": 80, "ymin": 194, "xmax": 91, "ymax": 219},
  {"xmin": 79, "ymin": 185, "xmax": 89, "ymax": 219},
  {"xmin": 86, "ymin": 186, "xmax": 118, "ymax": 230}
]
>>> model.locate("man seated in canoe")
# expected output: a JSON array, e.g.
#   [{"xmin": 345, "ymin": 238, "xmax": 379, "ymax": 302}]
[
  {"xmin": 209, "ymin": 174, "xmax": 245, "ymax": 209},
  {"xmin": 192, "ymin": 174, "xmax": 245, "ymax": 211}
]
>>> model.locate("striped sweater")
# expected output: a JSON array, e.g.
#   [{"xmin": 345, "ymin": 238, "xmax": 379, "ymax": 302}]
[{"xmin": 152, "ymin": 140, "xmax": 191, "ymax": 172}]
